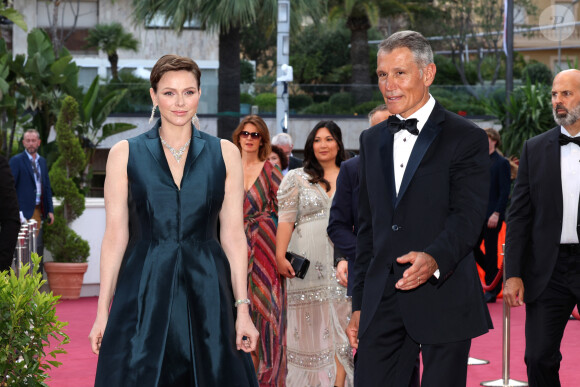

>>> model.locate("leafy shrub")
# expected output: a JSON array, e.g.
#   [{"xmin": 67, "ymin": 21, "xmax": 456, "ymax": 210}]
[
  {"xmin": 353, "ymin": 101, "xmax": 385, "ymax": 115},
  {"xmin": 241, "ymin": 60, "xmax": 256, "ymax": 84},
  {"xmin": 300, "ymin": 102, "xmax": 334, "ymax": 115},
  {"xmin": 44, "ymin": 96, "xmax": 90, "ymax": 263},
  {"xmin": 328, "ymin": 92, "xmax": 354, "ymax": 113},
  {"xmin": 290, "ymin": 94, "xmax": 313, "ymax": 112},
  {"xmin": 254, "ymin": 93, "xmax": 276, "ymax": 113},
  {"xmin": 240, "ymin": 92, "xmax": 255, "ymax": 105},
  {"xmin": 103, "ymin": 70, "xmax": 151, "ymax": 114},
  {"xmin": 521, "ymin": 62, "xmax": 553, "ymax": 85},
  {"xmin": 0, "ymin": 254, "xmax": 69, "ymax": 386},
  {"xmin": 483, "ymin": 79, "xmax": 553, "ymax": 157}
]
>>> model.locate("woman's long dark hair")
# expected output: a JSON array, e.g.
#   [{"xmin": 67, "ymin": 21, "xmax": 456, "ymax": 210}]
[{"xmin": 303, "ymin": 120, "xmax": 347, "ymax": 192}]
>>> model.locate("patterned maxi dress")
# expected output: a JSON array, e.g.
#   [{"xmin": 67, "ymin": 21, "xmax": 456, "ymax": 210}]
[
  {"xmin": 277, "ymin": 168, "xmax": 353, "ymax": 387},
  {"xmin": 244, "ymin": 160, "xmax": 286, "ymax": 386}
]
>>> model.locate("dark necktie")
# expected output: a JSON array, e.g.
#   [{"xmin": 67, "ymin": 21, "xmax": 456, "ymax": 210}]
[
  {"xmin": 559, "ymin": 133, "xmax": 580, "ymax": 147},
  {"xmin": 387, "ymin": 115, "xmax": 419, "ymax": 136},
  {"xmin": 31, "ymin": 159, "xmax": 40, "ymax": 179}
]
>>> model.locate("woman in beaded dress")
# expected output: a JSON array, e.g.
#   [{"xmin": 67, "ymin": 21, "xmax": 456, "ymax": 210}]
[
  {"xmin": 233, "ymin": 115, "xmax": 286, "ymax": 386},
  {"xmin": 276, "ymin": 121, "xmax": 353, "ymax": 387}
]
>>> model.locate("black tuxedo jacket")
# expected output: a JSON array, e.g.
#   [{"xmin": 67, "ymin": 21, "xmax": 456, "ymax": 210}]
[
  {"xmin": 288, "ymin": 155, "xmax": 303, "ymax": 170},
  {"xmin": 505, "ymin": 127, "xmax": 578, "ymax": 303},
  {"xmin": 327, "ymin": 156, "xmax": 360, "ymax": 295},
  {"xmin": 487, "ymin": 151, "xmax": 511, "ymax": 221},
  {"xmin": 9, "ymin": 151, "xmax": 54, "ymax": 219},
  {"xmin": 353, "ymin": 101, "xmax": 491, "ymax": 344}
]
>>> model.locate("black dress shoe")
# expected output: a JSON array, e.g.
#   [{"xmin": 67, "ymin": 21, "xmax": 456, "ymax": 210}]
[{"xmin": 483, "ymin": 292, "xmax": 496, "ymax": 303}]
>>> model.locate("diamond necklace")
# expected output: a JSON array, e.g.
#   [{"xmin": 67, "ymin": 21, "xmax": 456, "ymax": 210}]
[{"xmin": 159, "ymin": 134, "xmax": 191, "ymax": 163}]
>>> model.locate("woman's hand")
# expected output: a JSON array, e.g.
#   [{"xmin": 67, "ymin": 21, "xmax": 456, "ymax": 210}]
[
  {"xmin": 235, "ymin": 305, "xmax": 259, "ymax": 353},
  {"xmin": 276, "ymin": 256, "xmax": 295, "ymax": 278},
  {"xmin": 88, "ymin": 314, "xmax": 108, "ymax": 355}
]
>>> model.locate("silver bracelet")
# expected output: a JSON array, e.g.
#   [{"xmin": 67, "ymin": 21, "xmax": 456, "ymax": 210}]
[{"xmin": 234, "ymin": 298, "xmax": 251, "ymax": 307}]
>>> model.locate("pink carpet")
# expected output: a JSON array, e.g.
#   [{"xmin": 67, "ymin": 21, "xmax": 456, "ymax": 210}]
[{"xmin": 46, "ymin": 297, "xmax": 580, "ymax": 386}]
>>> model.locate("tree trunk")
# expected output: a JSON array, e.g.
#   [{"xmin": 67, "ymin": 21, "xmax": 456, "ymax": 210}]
[
  {"xmin": 217, "ymin": 26, "xmax": 241, "ymax": 140},
  {"xmin": 348, "ymin": 15, "xmax": 372, "ymax": 105},
  {"xmin": 109, "ymin": 53, "xmax": 119, "ymax": 81}
]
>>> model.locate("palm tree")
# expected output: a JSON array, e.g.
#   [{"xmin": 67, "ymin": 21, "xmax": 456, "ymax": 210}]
[
  {"xmin": 329, "ymin": 0, "xmax": 413, "ymax": 105},
  {"xmin": 85, "ymin": 23, "xmax": 139, "ymax": 81},
  {"xmin": 131, "ymin": 0, "xmax": 324, "ymax": 139}
]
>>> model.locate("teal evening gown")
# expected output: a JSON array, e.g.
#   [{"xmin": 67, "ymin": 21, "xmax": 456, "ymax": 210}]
[{"xmin": 95, "ymin": 123, "xmax": 258, "ymax": 387}]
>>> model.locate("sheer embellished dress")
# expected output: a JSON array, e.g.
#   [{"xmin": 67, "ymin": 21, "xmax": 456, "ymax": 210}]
[
  {"xmin": 94, "ymin": 125, "xmax": 258, "ymax": 387},
  {"xmin": 277, "ymin": 168, "xmax": 353, "ymax": 387},
  {"xmin": 243, "ymin": 160, "xmax": 286, "ymax": 386}
]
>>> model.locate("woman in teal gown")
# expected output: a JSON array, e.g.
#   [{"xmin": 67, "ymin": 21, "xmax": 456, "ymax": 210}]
[{"xmin": 88, "ymin": 55, "xmax": 259, "ymax": 386}]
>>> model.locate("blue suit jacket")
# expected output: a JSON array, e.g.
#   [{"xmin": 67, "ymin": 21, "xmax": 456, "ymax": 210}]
[
  {"xmin": 9, "ymin": 151, "xmax": 54, "ymax": 219},
  {"xmin": 327, "ymin": 156, "xmax": 359, "ymax": 296}
]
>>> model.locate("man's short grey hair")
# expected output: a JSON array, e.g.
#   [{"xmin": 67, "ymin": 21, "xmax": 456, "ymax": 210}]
[
  {"xmin": 378, "ymin": 30, "xmax": 434, "ymax": 69},
  {"xmin": 368, "ymin": 104, "xmax": 389, "ymax": 126},
  {"xmin": 271, "ymin": 132, "xmax": 294, "ymax": 147},
  {"xmin": 24, "ymin": 129, "xmax": 40, "ymax": 139}
]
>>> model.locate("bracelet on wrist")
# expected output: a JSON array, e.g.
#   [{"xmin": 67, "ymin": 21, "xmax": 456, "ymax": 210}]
[{"xmin": 234, "ymin": 298, "xmax": 251, "ymax": 307}]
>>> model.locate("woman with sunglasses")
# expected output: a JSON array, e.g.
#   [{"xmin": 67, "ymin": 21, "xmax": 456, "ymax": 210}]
[
  {"xmin": 232, "ymin": 115, "xmax": 286, "ymax": 386},
  {"xmin": 276, "ymin": 121, "xmax": 353, "ymax": 387}
]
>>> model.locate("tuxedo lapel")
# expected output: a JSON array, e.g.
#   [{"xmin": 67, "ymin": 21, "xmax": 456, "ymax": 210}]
[
  {"xmin": 378, "ymin": 122, "xmax": 397, "ymax": 207},
  {"xmin": 544, "ymin": 127, "xmax": 563, "ymax": 222},
  {"xmin": 395, "ymin": 106, "xmax": 443, "ymax": 208}
]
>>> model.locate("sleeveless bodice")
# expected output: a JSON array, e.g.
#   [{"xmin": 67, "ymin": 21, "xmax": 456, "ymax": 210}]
[{"xmin": 95, "ymin": 123, "xmax": 257, "ymax": 387}]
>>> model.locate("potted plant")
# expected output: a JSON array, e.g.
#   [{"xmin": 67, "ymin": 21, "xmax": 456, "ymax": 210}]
[
  {"xmin": 44, "ymin": 96, "xmax": 90, "ymax": 300},
  {"xmin": 0, "ymin": 254, "xmax": 69, "ymax": 385}
]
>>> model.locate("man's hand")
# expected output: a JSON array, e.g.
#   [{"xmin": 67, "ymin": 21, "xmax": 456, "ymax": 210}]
[
  {"xmin": 346, "ymin": 311, "xmax": 360, "ymax": 349},
  {"xmin": 336, "ymin": 260, "xmax": 348, "ymax": 287},
  {"xmin": 47, "ymin": 212, "xmax": 54, "ymax": 225},
  {"xmin": 395, "ymin": 251, "xmax": 438, "ymax": 291},
  {"xmin": 487, "ymin": 212, "xmax": 499, "ymax": 228},
  {"xmin": 503, "ymin": 277, "xmax": 525, "ymax": 307}
]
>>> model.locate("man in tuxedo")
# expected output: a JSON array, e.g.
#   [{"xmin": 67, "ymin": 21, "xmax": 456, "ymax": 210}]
[
  {"xmin": 10, "ymin": 129, "xmax": 54, "ymax": 272},
  {"xmin": 0, "ymin": 154, "xmax": 20, "ymax": 272},
  {"xmin": 346, "ymin": 31, "xmax": 490, "ymax": 387},
  {"xmin": 504, "ymin": 69, "xmax": 580, "ymax": 387},
  {"xmin": 271, "ymin": 132, "xmax": 302, "ymax": 175},
  {"xmin": 474, "ymin": 128, "xmax": 511, "ymax": 303}
]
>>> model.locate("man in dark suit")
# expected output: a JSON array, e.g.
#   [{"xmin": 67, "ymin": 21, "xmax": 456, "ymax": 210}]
[
  {"xmin": 328, "ymin": 104, "xmax": 391, "ymax": 295},
  {"xmin": 10, "ymin": 129, "xmax": 54, "ymax": 271},
  {"xmin": 0, "ymin": 154, "xmax": 21, "ymax": 272},
  {"xmin": 504, "ymin": 69, "xmax": 580, "ymax": 387},
  {"xmin": 346, "ymin": 31, "xmax": 490, "ymax": 387},
  {"xmin": 271, "ymin": 132, "xmax": 302, "ymax": 175},
  {"xmin": 474, "ymin": 128, "xmax": 511, "ymax": 303}
]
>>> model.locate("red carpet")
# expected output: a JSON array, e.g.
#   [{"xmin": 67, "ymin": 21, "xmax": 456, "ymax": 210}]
[{"xmin": 46, "ymin": 297, "xmax": 580, "ymax": 386}]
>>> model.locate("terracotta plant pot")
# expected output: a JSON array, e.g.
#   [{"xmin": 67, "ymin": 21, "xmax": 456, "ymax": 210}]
[{"xmin": 44, "ymin": 262, "xmax": 89, "ymax": 300}]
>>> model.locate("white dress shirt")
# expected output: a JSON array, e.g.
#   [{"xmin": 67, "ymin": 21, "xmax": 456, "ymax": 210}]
[
  {"xmin": 393, "ymin": 95, "xmax": 436, "ymax": 194},
  {"xmin": 392, "ymin": 95, "xmax": 440, "ymax": 278},
  {"xmin": 559, "ymin": 127, "xmax": 580, "ymax": 244}
]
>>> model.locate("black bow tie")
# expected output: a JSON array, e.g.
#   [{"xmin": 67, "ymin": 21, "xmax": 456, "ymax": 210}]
[
  {"xmin": 387, "ymin": 116, "xmax": 419, "ymax": 136},
  {"xmin": 559, "ymin": 133, "xmax": 580, "ymax": 146}
]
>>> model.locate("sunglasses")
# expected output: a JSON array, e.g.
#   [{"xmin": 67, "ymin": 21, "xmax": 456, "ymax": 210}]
[{"xmin": 240, "ymin": 131, "xmax": 261, "ymax": 139}]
